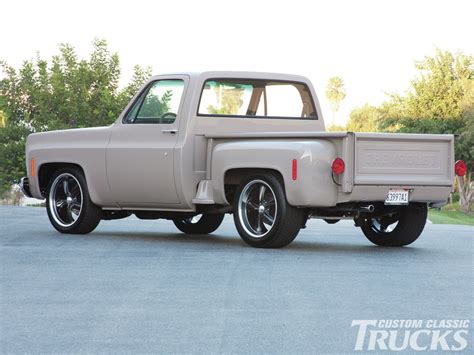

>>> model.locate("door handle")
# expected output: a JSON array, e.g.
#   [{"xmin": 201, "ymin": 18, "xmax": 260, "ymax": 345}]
[{"xmin": 162, "ymin": 129, "xmax": 178, "ymax": 134}]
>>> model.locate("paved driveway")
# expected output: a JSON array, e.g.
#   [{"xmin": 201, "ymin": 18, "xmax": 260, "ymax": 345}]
[{"xmin": 1, "ymin": 206, "xmax": 472, "ymax": 353}]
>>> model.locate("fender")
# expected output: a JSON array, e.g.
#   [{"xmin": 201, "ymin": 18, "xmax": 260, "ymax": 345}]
[
  {"xmin": 211, "ymin": 139, "xmax": 339, "ymax": 207},
  {"xmin": 25, "ymin": 127, "xmax": 116, "ymax": 207}
]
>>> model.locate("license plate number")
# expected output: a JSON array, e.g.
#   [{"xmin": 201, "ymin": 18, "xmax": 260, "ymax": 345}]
[{"xmin": 385, "ymin": 189, "xmax": 409, "ymax": 205}]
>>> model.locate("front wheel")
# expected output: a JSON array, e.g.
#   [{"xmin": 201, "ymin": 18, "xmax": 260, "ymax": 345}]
[
  {"xmin": 46, "ymin": 167, "xmax": 102, "ymax": 234},
  {"xmin": 173, "ymin": 214, "xmax": 224, "ymax": 234},
  {"xmin": 360, "ymin": 203, "xmax": 428, "ymax": 247},
  {"xmin": 233, "ymin": 173, "xmax": 305, "ymax": 248}
]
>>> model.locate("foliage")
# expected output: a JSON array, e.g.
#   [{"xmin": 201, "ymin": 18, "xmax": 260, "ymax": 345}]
[
  {"xmin": 0, "ymin": 124, "xmax": 31, "ymax": 194},
  {"xmin": 407, "ymin": 50, "xmax": 471, "ymax": 119},
  {"xmin": 379, "ymin": 50, "xmax": 473, "ymax": 169},
  {"xmin": 138, "ymin": 89, "xmax": 172, "ymax": 118},
  {"xmin": 347, "ymin": 49, "xmax": 473, "ymax": 171},
  {"xmin": 460, "ymin": 111, "xmax": 474, "ymax": 169},
  {"xmin": 346, "ymin": 104, "xmax": 380, "ymax": 132},
  {"xmin": 0, "ymin": 39, "xmax": 151, "ymax": 195},
  {"xmin": 325, "ymin": 76, "xmax": 346, "ymax": 124},
  {"xmin": 207, "ymin": 83, "xmax": 245, "ymax": 115},
  {"xmin": 326, "ymin": 124, "xmax": 346, "ymax": 132},
  {"xmin": 119, "ymin": 64, "xmax": 153, "ymax": 103},
  {"xmin": 345, "ymin": 49, "xmax": 473, "ymax": 209}
]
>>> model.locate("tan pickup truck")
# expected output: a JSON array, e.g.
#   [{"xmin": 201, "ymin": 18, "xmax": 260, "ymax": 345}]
[{"xmin": 21, "ymin": 71, "xmax": 467, "ymax": 248}]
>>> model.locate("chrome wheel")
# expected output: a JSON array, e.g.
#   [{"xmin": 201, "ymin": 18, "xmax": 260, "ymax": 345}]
[
  {"xmin": 185, "ymin": 215, "xmax": 202, "ymax": 224},
  {"xmin": 48, "ymin": 173, "xmax": 83, "ymax": 228},
  {"xmin": 370, "ymin": 212, "xmax": 400, "ymax": 234},
  {"xmin": 238, "ymin": 179, "xmax": 277, "ymax": 238},
  {"xmin": 372, "ymin": 219, "xmax": 397, "ymax": 233}
]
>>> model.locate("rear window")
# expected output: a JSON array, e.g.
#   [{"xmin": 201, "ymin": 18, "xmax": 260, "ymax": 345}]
[{"xmin": 198, "ymin": 79, "xmax": 317, "ymax": 119}]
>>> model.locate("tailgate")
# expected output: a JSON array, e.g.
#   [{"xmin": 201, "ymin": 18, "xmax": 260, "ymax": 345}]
[{"xmin": 352, "ymin": 133, "xmax": 454, "ymax": 186}]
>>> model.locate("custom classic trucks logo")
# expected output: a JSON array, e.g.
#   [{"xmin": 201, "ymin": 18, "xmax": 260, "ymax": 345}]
[{"xmin": 351, "ymin": 320, "xmax": 470, "ymax": 351}]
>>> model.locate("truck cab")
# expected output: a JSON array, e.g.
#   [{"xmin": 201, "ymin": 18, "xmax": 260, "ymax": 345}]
[{"xmin": 105, "ymin": 72, "xmax": 325, "ymax": 210}]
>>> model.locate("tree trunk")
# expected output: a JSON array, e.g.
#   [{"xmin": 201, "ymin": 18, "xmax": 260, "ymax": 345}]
[{"xmin": 457, "ymin": 173, "xmax": 473, "ymax": 212}]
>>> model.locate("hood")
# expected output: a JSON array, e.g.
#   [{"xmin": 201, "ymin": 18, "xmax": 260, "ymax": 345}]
[{"xmin": 27, "ymin": 126, "xmax": 113, "ymax": 147}]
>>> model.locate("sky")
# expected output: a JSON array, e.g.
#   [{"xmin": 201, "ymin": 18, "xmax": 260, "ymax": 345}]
[{"xmin": 1, "ymin": 0, "xmax": 473, "ymax": 126}]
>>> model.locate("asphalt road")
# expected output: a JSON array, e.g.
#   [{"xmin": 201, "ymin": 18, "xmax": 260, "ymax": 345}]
[{"xmin": 1, "ymin": 206, "xmax": 473, "ymax": 353}]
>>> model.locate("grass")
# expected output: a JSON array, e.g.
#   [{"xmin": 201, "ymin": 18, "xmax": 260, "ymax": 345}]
[{"xmin": 428, "ymin": 209, "xmax": 474, "ymax": 226}]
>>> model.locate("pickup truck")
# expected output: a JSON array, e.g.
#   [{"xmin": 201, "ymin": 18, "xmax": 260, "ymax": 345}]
[{"xmin": 20, "ymin": 71, "xmax": 466, "ymax": 248}]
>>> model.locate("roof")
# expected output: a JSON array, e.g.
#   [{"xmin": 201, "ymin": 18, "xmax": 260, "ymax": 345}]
[{"xmin": 150, "ymin": 71, "xmax": 311, "ymax": 83}]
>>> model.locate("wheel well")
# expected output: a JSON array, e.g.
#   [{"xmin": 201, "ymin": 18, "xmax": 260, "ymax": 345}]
[
  {"xmin": 38, "ymin": 163, "xmax": 85, "ymax": 197},
  {"xmin": 224, "ymin": 168, "xmax": 284, "ymax": 204}
]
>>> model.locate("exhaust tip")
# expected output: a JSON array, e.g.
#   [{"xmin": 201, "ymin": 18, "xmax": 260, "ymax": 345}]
[{"xmin": 359, "ymin": 204, "xmax": 375, "ymax": 212}]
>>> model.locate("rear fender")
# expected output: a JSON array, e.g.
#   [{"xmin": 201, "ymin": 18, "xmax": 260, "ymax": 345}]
[{"xmin": 211, "ymin": 140, "xmax": 338, "ymax": 207}]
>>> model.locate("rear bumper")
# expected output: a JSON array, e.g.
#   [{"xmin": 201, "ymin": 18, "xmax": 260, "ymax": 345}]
[
  {"xmin": 337, "ymin": 185, "xmax": 451, "ymax": 205},
  {"xmin": 19, "ymin": 177, "xmax": 32, "ymax": 198}
]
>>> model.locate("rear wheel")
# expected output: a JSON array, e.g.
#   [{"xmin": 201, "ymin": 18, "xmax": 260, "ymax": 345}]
[
  {"xmin": 233, "ymin": 173, "xmax": 305, "ymax": 248},
  {"xmin": 360, "ymin": 203, "xmax": 427, "ymax": 247},
  {"xmin": 173, "ymin": 214, "xmax": 224, "ymax": 234},
  {"xmin": 46, "ymin": 167, "xmax": 102, "ymax": 234}
]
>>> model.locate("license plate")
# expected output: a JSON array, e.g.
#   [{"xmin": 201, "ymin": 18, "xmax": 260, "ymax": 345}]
[{"xmin": 385, "ymin": 188, "xmax": 409, "ymax": 205}]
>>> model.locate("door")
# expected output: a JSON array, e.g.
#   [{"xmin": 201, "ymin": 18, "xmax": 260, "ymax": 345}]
[{"xmin": 106, "ymin": 78, "xmax": 186, "ymax": 207}]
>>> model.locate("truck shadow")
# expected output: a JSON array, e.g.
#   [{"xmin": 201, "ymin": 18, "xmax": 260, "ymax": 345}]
[
  {"xmin": 93, "ymin": 230, "xmax": 244, "ymax": 247},
  {"xmin": 287, "ymin": 240, "xmax": 430, "ymax": 255},
  {"xmin": 91, "ymin": 230, "xmax": 433, "ymax": 256}
]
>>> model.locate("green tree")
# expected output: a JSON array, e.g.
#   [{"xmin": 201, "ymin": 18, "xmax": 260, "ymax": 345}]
[
  {"xmin": 138, "ymin": 90, "xmax": 172, "ymax": 118},
  {"xmin": 119, "ymin": 64, "xmax": 153, "ymax": 103},
  {"xmin": 377, "ymin": 49, "xmax": 473, "ymax": 170},
  {"xmin": 351, "ymin": 49, "xmax": 473, "ymax": 211},
  {"xmin": 326, "ymin": 124, "xmax": 346, "ymax": 132},
  {"xmin": 325, "ymin": 76, "xmax": 346, "ymax": 126},
  {"xmin": 208, "ymin": 83, "xmax": 245, "ymax": 115},
  {"xmin": 346, "ymin": 104, "xmax": 380, "ymax": 132},
  {"xmin": 0, "ymin": 39, "xmax": 151, "ymax": 195},
  {"xmin": 405, "ymin": 50, "xmax": 470, "ymax": 119}
]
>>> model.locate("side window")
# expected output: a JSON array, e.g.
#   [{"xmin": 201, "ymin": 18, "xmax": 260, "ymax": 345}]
[
  {"xmin": 198, "ymin": 79, "xmax": 317, "ymax": 119},
  {"xmin": 124, "ymin": 80, "xmax": 184, "ymax": 124}
]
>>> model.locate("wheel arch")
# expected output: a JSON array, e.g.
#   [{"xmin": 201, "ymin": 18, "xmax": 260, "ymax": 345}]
[
  {"xmin": 223, "ymin": 168, "xmax": 285, "ymax": 205},
  {"xmin": 38, "ymin": 162, "xmax": 86, "ymax": 197}
]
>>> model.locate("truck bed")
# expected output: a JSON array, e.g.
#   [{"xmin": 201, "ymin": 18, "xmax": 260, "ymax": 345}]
[{"xmin": 205, "ymin": 130, "xmax": 454, "ymax": 196}]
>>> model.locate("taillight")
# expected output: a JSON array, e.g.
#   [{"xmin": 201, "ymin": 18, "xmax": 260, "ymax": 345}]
[
  {"xmin": 455, "ymin": 160, "xmax": 467, "ymax": 177},
  {"xmin": 331, "ymin": 158, "xmax": 345, "ymax": 175}
]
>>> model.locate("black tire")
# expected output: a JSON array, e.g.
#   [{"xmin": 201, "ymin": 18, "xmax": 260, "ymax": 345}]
[
  {"xmin": 360, "ymin": 203, "xmax": 428, "ymax": 247},
  {"xmin": 173, "ymin": 214, "xmax": 224, "ymax": 234},
  {"xmin": 46, "ymin": 167, "xmax": 102, "ymax": 234},
  {"xmin": 233, "ymin": 173, "xmax": 305, "ymax": 248}
]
